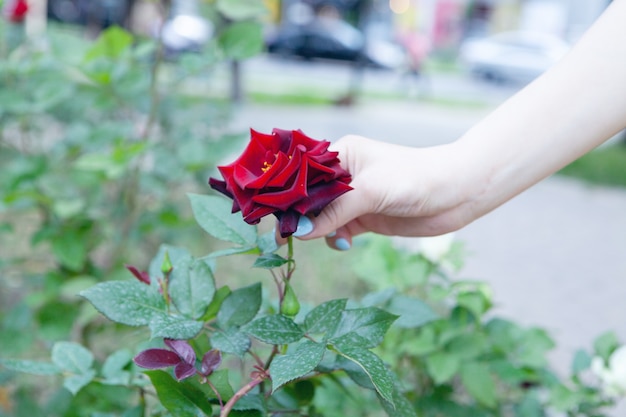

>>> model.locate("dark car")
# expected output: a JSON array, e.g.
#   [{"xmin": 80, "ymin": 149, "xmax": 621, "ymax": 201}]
[
  {"xmin": 47, "ymin": 0, "xmax": 134, "ymax": 28},
  {"xmin": 267, "ymin": 17, "xmax": 403, "ymax": 69}
]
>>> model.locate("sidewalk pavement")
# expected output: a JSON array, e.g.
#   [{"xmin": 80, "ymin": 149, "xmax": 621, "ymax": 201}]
[{"xmin": 231, "ymin": 97, "xmax": 626, "ymax": 380}]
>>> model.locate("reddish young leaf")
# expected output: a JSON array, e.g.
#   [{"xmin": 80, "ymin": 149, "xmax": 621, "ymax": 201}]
[
  {"xmin": 200, "ymin": 349, "xmax": 222, "ymax": 376},
  {"xmin": 164, "ymin": 339, "xmax": 196, "ymax": 365},
  {"xmin": 174, "ymin": 361, "xmax": 197, "ymax": 381},
  {"xmin": 125, "ymin": 265, "xmax": 151, "ymax": 285},
  {"xmin": 134, "ymin": 348, "xmax": 180, "ymax": 369}
]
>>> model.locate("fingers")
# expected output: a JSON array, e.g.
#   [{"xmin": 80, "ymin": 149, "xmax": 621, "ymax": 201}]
[{"xmin": 324, "ymin": 227, "xmax": 352, "ymax": 251}]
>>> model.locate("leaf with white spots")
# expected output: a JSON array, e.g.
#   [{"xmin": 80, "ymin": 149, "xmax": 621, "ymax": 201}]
[
  {"xmin": 331, "ymin": 307, "xmax": 398, "ymax": 348},
  {"xmin": 269, "ymin": 341, "xmax": 325, "ymax": 391},
  {"xmin": 210, "ymin": 328, "xmax": 251, "ymax": 358},
  {"xmin": 80, "ymin": 280, "xmax": 166, "ymax": 326},
  {"xmin": 149, "ymin": 314, "xmax": 203, "ymax": 340},
  {"xmin": 333, "ymin": 342, "xmax": 395, "ymax": 406},
  {"xmin": 188, "ymin": 193, "xmax": 257, "ymax": 246},
  {"xmin": 169, "ymin": 257, "xmax": 216, "ymax": 320},
  {"xmin": 304, "ymin": 299, "xmax": 347, "ymax": 335},
  {"xmin": 244, "ymin": 315, "xmax": 304, "ymax": 345},
  {"xmin": 217, "ymin": 283, "xmax": 262, "ymax": 328}
]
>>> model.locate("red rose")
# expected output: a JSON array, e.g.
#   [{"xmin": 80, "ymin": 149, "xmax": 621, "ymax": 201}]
[
  {"xmin": 4, "ymin": 0, "xmax": 28, "ymax": 23},
  {"xmin": 209, "ymin": 128, "xmax": 352, "ymax": 238}
]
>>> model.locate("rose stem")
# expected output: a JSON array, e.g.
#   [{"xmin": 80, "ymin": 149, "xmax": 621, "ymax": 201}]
[{"xmin": 220, "ymin": 376, "xmax": 265, "ymax": 417}]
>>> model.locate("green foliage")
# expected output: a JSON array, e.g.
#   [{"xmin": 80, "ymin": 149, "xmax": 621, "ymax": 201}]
[{"xmin": 558, "ymin": 143, "xmax": 626, "ymax": 188}]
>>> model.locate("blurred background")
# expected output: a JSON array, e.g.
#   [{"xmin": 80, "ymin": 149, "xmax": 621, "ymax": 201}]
[{"xmin": 1, "ymin": 0, "xmax": 626, "ymax": 415}]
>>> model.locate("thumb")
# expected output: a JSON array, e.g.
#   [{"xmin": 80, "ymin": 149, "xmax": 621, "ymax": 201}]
[{"xmin": 299, "ymin": 183, "xmax": 369, "ymax": 240}]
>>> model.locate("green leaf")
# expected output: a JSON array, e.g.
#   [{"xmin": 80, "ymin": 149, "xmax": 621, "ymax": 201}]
[
  {"xmin": 50, "ymin": 342, "xmax": 95, "ymax": 395},
  {"xmin": 244, "ymin": 315, "xmax": 304, "ymax": 345},
  {"xmin": 0, "ymin": 359, "xmax": 61, "ymax": 375},
  {"xmin": 51, "ymin": 342, "xmax": 94, "ymax": 374},
  {"xmin": 206, "ymin": 369, "xmax": 235, "ymax": 401},
  {"xmin": 233, "ymin": 393, "xmax": 266, "ymax": 414},
  {"xmin": 269, "ymin": 341, "xmax": 325, "ymax": 391},
  {"xmin": 101, "ymin": 349, "xmax": 133, "ymax": 385},
  {"xmin": 216, "ymin": 0, "xmax": 268, "ymax": 20},
  {"xmin": 50, "ymin": 231, "xmax": 88, "ymax": 272},
  {"xmin": 386, "ymin": 294, "xmax": 439, "ymax": 328},
  {"xmin": 149, "ymin": 315, "xmax": 203, "ymax": 340},
  {"xmin": 446, "ymin": 333, "xmax": 488, "ymax": 360},
  {"xmin": 149, "ymin": 245, "xmax": 194, "ymax": 287},
  {"xmin": 380, "ymin": 388, "xmax": 419, "ymax": 417},
  {"xmin": 331, "ymin": 307, "xmax": 397, "ymax": 348},
  {"xmin": 333, "ymin": 344, "xmax": 395, "ymax": 406},
  {"xmin": 252, "ymin": 254, "xmax": 288, "ymax": 269},
  {"xmin": 514, "ymin": 391, "xmax": 544, "ymax": 417},
  {"xmin": 202, "ymin": 286, "xmax": 232, "ymax": 321},
  {"xmin": 571, "ymin": 349, "xmax": 591, "ymax": 375},
  {"xmin": 210, "ymin": 328, "xmax": 251, "ymax": 358},
  {"xmin": 517, "ymin": 328, "xmax": 555, "ymax": 368},
  {"xmin": 257, "ymin": 230, "xmax": 279, "ymax": 254},
  {"xmin": 80, "ymin": 281, "xmax": 166, "ymax": 326},
  {"xmin": 63, "ymin": 370, "xmax": 96, "ymax": 395},
  {"xmin": 169, "ymin": 258, "xmax": 216, "ymax": 319},
  {"xmin": 459, "ymin": 362, "xmax": 497, "ymax": 408},
  {"xmin": 218, "ymin": 22, "xmax": 264, "ymax": 60},
  {"xmin": 85, "ymin": 26, "xmax": 133, "ymax": 61},
  {"xmin": 456, "ymin": 291, "xmax": 489, "ymax": 319},
  {"xmin": 424, "ymin": 352, "xmax": 460, "ymax": 384},
  {"xmin": 206, "ymin": 246, "xmax": 258, "ymax": 258},
  {"xmin": 304, "ymin": 299, "xmax": 347, "ymax": 335},
  {"xmin": 188, "ymin": 194, "xmax": 257, "ymax": 246},
  {"xmin": 145, "ymin": 370, "xmax": 213, "ymax": 417},
  {"xmin": 594, "ymin": 331, "xmax": 620, "ymax": 361},
  {"xmin": 217, "ymin": 283, "xmax": 262, "ymax": 328}
]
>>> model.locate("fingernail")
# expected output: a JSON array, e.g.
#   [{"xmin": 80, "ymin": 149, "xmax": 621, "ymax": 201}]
[
  {"xmin": 293, "ymin": 216, "xmax": 313, "ymax": 237},
  {"xmin": 335, "ymin": 238, "xmax": 351, "ymax": 251},
  {"xmin": 326, "ymin": 231, "xmax": 337, "ymax": 238}
]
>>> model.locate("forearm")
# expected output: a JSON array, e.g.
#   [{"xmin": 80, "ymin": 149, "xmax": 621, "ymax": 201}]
[{"xmin": 452, "ymin": 0, "xmax": 626, "ymax": 221}]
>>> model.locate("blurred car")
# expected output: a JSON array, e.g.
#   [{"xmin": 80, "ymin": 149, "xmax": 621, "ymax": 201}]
[
  {"xmin": 458, "ymin": 31, "xmax": 571, "ymax": 83},
  {"xmin": 47, "ymin": 0, "xmax": 134, "ymax": 28},
  {"xmin": 266, "ymin": 17, "xmax": 404, "ymax": 70}
]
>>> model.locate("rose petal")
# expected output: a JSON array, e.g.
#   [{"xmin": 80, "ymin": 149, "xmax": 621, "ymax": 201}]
[
  {"xmin": 245, "ymin": 152, "xmax": 290, "ymax": 189},
  {"xmin": 252, "ymin": 158, "xmax": 308, "ymax": 210},
  {"xmin": 133, "ymin": 349, "xmax": 181, "ymax": 369},
  {"xmin": 244, "ymin": 205, "xmax": 277, "ymax": 224},
  {"xmin": 276, "ymin": 210, "xmax": 301, "ymax": 238},
  {"xmin": 287, "ymin": 130, "xmax": 324, "ymax": 154},
  {"xmin": 292, "ymin": 181, "xmax": 353, "ymax": 216},
  {"xmin": 266, "ymin": 151, "xmax": 301, "ymax": 188},
  {"xmin": 271, "ymin": 128, "xmax": 294, "ymax": 152}
]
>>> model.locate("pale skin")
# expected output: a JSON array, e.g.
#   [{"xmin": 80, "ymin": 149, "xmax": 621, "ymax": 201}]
[{"xmin": 285, "ymin": 0, "xmax": 626, "ymax": 250}]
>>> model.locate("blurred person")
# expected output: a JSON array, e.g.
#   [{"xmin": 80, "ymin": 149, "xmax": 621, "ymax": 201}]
[{"xmin": 286, "ymin": 0, "xmax": 626, "ymax": 251}]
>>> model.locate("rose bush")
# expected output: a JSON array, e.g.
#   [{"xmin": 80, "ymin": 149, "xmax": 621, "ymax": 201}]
[
  {"xmin": 592, "ymin": 345, "xmax": 626, "ymax": 397},
  {"xmin": 3, "ymin": 0, "xmax": 28, "ymax": 22},
  {"xmin": 209, "ymin": 128, "xmax": 352, "ymax": 237}
]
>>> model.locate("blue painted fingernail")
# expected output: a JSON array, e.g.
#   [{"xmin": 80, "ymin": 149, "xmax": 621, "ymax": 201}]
[
  {"xmin": 326, "ymin": 231, "xmax": 337, "ymax": 238},
  {"xmin": 335, "ymin": 238, "xmax": 351, "ymax": 251},
  {"xmin": 293, "ymin": 216, "xmax": 313, "ymax": 237}
]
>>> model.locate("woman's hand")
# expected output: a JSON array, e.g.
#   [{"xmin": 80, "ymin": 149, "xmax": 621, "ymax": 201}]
[{"xmin": 290, "ymin": 135, "xmax": 477, "ymax": 250}]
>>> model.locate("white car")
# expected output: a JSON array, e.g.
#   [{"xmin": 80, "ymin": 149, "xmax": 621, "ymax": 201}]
[{"xmin": 459, "ymin": 31, "xmax": 571, "ymax": 83}]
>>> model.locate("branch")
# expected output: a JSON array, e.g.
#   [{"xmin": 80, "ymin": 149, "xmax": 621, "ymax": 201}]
[{"xmin": 220, "ymin": 376, "xmax": 265, "ymax": 417}]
